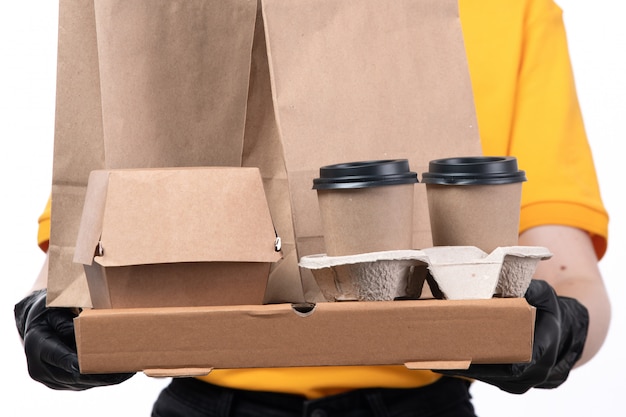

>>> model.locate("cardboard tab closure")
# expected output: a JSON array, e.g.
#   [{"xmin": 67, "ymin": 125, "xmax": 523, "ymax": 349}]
[
  {"xmin": 143, "ymin": 368, "xmax": 214, "ymax": 378},
  {"xmin": 404, "ymin": 360, "xmax": 471, "ymax": 370}
]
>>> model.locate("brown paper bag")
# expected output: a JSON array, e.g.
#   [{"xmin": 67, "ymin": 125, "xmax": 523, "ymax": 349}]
[
  {"xmin": 49, "ymin": 0, "xmax": 481, "ymax": 307},
  {"xmin": 247, "ymin": 0, "xmax": 482, "ymax": 302},
  {"xmin": 49, "ymin": 0, "xmax": 258, "ymax": 306}
]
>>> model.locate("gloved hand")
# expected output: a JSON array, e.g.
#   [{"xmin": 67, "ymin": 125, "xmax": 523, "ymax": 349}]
[
  {"xmin": 14, "ymin": 289, "xmax": 135, "ymax": 390},
  {"xmin": 436, "ymin": 279, "xmax": 589, "ymax": 394}
]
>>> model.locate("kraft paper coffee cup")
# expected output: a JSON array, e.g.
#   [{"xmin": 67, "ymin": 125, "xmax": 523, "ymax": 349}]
[
  {"xmin": 313, "ymin": 159, "xmax": 419, "ymax": 256},
  {"xmin": 421, "ymin": 156, "xmax": 527, "ymax": 253}
]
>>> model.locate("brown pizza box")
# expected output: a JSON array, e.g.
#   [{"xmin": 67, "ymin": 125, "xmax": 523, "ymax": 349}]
[{"xmin": 74, "ymin": 297, "xmax": 535, "ymax": 375}]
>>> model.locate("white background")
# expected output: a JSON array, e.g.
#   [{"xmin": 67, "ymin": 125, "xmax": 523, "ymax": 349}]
[{"xmin": 1, "ymin": 1, "xmax": 624, "ymax": 415}]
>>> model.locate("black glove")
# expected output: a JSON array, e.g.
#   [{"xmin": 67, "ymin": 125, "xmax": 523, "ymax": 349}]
[
  {"xmin": 14, "ymin": 289, "xmax": 135, "ymax": 390},
  {"xmin": 436, "ymin": 279, "xmax": 589, "ymax": 394}
]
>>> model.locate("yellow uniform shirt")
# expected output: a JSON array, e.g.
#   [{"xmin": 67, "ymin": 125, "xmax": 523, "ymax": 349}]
[{"xmin": 37, "ymin": 0, "xmax": 608, "ymax": 399}]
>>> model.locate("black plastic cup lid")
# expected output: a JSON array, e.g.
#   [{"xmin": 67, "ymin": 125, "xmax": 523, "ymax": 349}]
[
  {"xmin": 421, "ymin": 156, "xmax": 526, "ymax": 185},
  {"xmin": 312, "ymin": 159, "xmax": 418, "ymax": 190}
]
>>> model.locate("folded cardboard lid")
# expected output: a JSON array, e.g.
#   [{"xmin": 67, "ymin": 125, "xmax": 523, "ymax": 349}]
[{"xmin": 73, "ymin": 167, "xmax": 282, "ymax": 266}]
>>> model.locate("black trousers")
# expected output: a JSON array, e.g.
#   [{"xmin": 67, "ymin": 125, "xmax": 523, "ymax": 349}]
[{"xmin": 151, "ymin": 376, "xmax": 477, "ymax": 417}]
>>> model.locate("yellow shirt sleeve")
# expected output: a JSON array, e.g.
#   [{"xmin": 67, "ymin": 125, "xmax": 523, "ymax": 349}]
[
  {"xmin": 38, "ymin": 196, "xmax": 52, "ymax": 253},
  {"xmin": 461, "ymin": 0, "xmax": 608, "ymax": 259}
]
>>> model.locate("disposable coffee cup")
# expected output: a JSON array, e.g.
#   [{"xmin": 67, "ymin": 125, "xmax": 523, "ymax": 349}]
[
  {"xmin": 313, "ymin": 159, "xmax": 419, "ymax": 256},
  {"xmin": 421, "ymin": 156, "xmax": 526, "ymax": 253}
]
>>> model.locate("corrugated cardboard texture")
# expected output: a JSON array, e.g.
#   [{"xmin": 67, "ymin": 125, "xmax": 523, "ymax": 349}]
[{"xmin": 75, "ymin": 298, "xmax": 535, "ymax": 374}]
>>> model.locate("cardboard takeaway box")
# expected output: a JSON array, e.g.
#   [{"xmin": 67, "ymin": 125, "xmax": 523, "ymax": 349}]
[{"xmin": 73, "ymin": 167, "xmax": 282, "ymax": 308}]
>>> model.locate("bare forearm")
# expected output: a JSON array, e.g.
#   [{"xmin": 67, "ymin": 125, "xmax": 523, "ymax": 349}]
[{"xmin": 519, "ymin": 225, "xmax": 611, "ymax": 366}]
